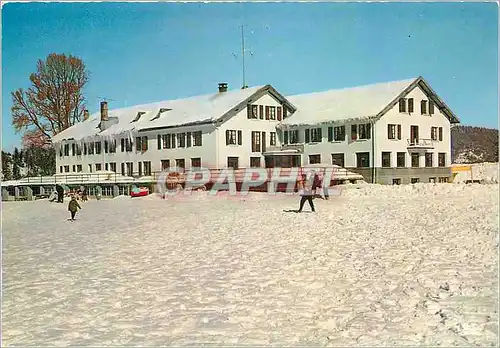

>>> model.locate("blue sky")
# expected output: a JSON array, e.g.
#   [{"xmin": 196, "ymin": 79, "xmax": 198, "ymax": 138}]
[{"xmin": 2, "ymin": 2, "xmax": 498, "ymax": 151}]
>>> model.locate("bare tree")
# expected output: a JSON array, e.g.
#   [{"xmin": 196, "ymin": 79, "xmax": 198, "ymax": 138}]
[{"xmin": 11, "ymin": 53, "xmax": 89, "ymax": 147}]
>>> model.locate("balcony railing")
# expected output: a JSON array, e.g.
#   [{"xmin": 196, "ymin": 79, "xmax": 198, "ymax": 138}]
[
  {"xmin": 407, "ymin": 138, "xmax": 435, "ymax": 149},
  {"xmin": 265, "ymin": 143, "xmax": 304, "ymax": 153}
]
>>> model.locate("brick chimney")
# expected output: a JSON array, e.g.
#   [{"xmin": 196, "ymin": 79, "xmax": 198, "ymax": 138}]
[
  {"xmin": 83, "ymin": 109, "xmax": 90, "ymax": 121},
  {"xmin": 218, "ymin": 83, "xmax": 228, "ymax": 93},
  {"xmin": 100, "ymin": 101, "xmax": 109, "ymax": 121}
]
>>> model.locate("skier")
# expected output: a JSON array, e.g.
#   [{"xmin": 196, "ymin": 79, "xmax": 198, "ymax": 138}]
[
  {"xmin": 68, "ymin": 195, "xmax": 82, "ymax": 221},
  {"xmin": 298, "ymin": 173, "xmax": 315, "ymax": 213},
  {"xmin": 55, "ymin": 184, "xmax": 64, "ymax": 203}
]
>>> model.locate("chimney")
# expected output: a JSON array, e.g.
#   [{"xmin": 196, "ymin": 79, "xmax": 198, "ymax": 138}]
[
  {"xmin": 100, "ymin": 101, "xmax": 108, "ymax": 121},
  {"xmin": 83, "ymin": 109, "xmax": 89, "ymax": 121},
  {"xmin": 218, "ymin": 83, "xmax": 228, "ymax": 93}
]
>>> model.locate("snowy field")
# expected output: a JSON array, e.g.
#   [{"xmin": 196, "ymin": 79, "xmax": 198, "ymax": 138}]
[{"xmin": 2, "ymin": 183, "xmax": 499, "ymax": 346}]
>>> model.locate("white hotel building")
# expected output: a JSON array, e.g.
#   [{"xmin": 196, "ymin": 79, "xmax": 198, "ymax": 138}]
[{"xmin": 52, "ymin": 77, "xmax": 459, "ymax": 186}]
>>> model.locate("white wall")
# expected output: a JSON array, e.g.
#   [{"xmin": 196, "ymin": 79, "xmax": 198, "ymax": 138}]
[
  {"xmin": 375, "ymin": 85, "xmax": 452, "ymax": 167},
  {"xmin": 217, "ymin": 93, "xmax": 284, "ymax": 168}
]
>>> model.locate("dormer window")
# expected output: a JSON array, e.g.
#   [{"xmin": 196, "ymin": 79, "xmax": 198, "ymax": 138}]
[
  {"xmin": 131, "ymin": 111, "xmax": 146, "ymax": 123},
  {"xmin": 150, "ymin": 108, "xmax": 172, "ymax": 121}
]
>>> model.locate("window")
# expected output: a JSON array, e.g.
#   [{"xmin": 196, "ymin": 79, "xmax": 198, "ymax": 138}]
[
  {"xmin": 109, "ymin": 139, "xmax": 116, "ymax": 153},
  {"xmin": 95, "ymin": 141, "xmax": 102, "ymax": 155},
  {"xmin": 408, "ymin": 98, "xmax": 414, "ymax": 113},
  {"xmin": 72, "ymin": 165, "xmax": 76, "ymax": 172},
  {"xmin": 399, "ymin": 98, "xmax": 406, "ymax": 113},
  {"xmin": 126, "ymin": 162, "xmax": 133, "ymax": 176},
  {"xmin": 76, "ymin": 144, "xmax": 82, "ymax": 156},
  {"xmin": 135, "ymin": 136, "xmax": 148, "ymax": 152},
  {"xmin": 64, "ymin": 144, "xmax": 70, "ymax": 156},
  {"xmin": 64, "ymin": 165, "xmax": 70, "ymax": 172},
  {"xmin": 226, "ymin": 130, "xmax": 241, "ymax": 145},
  {"xmin": 269, "ymin": 107, "xmax": 276, "ymax": 120},
  {"xmin": 438, "ymin": 153, "xmax": 446, "ymax": 167},
  {"xmin": 121, "ymin": 138, "xmax": 132, "ymax": 152},
  {"xmin": 227, "ymin": 157, "xmax": 239, "ymax": 170},
  {"xmin": 89, "ymin": 164, "xmax": 93, "ymax": 173},
  {"xmin": 59, "ymin": 147, "xmax": 63, "ymax": 157},
  {"xmin": 431, "ymin": 127, "xmax": 438, "ymax": 141},
  {"xmin": 186, "ymin": 132, "xmax": 192, "ymax": 147},
  {"xmin": 261, "ymin": 132, "xmax": 267, "ymax": 153},
  {"xmin": 429, "ymin": 101, "xmax": 435, "ymax": 114},
  {"xmin": 358, "ymin": 124, "xmax": 371, "ymax": 140},
  {"xmin": 105, "ymin": 140, "xmax": 110, "ymax": 153},
  {"xmin": 284, "ymin": 130, "xmax": 299, "ymax": 144},
  {"xmin": 171, "ymin": 134, "xmax": 176, "ymax": 148},
  {"xmin": 411, "ymin": 178, "xmax": 420, "ymax": 184},
  {"xmin": 121, "ymin": 163, "xmax": 125, "ymax": 175},
  {"xmin": 157, "ymin": 135, "xmax": 162, "ymax": 150},
  {"xmin": 247, "ymin": 105, "xmax": 258, "ymax": 119},
  {"xmin": 421, "ymin": 100, "xmax": 427, "ymax": 114},
  {"xmin": 105, "ymin": 163, "xmax": 109, "ymax": 171},
  {"xmin": 438, "ymin": 127, "xmax": 443, "ymax": 141},
  {"xmin": 77, "ymin": 165, "xmax": 82, "ymax": 172},
  {"xmin": 191, "ymin": 157, "xmax": 201, "ymax": 168},
  {"xmin": 110, "ymin": 163, "xmax": 116, "ymax": 172},
  {"xmin": 88, "ymin": 142, "xmax": 95, "ymax": 155},
  {"xmin": 193, "ymin": 131, "xmax": 202, "ymax": 146},
  {"xmin": 334, "ymin": 126, "xmax": 345, "ymax": 141},
  {"xmin": 177, "ymin": 133, "xmax": 186, "ymax": 148},
  {"xmin": 250, "ymin": 157, "xmax": 261, "ymax": 167},
  {"xmin": 397, "ymin": 152, "xmax": 406, "ymax": 167},
  {"xmin": 411, "ymin": 153, "xmax": 420, "ymax": 167},
  {"xmin": 259, "ymin": 105, "xmax": 264, "ymax": 119},
  {"xmin": 277, "ymin": 107, "xmax": 282, "ymax": 121},
  {"xmin": 388, "ymin": 124, "xmax": 401, "ymax": 140},
  {"xmin": 331, "ymin": 153, "xmax": 344, "ymax": 167},
  {"xmin": 265, "ymin": 106, "xmax": 270, "ymax": 120},
  {"xmin": 382, "ymin": 152, "xmax": 391, "ymax": 167},
  {"xmin": 439, "ymin": 177, "xmax": 448, "ymax": 183},
  {"xmin": 72, "ymin": 144, "xmax": 76, "ymax": 156},
  {"xmin": 143, "ymin": 161, "xmax": 151, "ymax": 176},
  {"xmin": 356, "ymin": 152, "xmax": 370, "ymax": 168},
  {"xmin": 306, "ymin": 128, "xmax": 322, "ymax": 143},
  {"xmin": 309, "ymin": 154, "xmax": 321, "ymax": 164},
  {"xmin": 176, "ymin": 159, "xmax": 185, "ymax": 170},
  {"xmin": 138, "ymin": 162, "xmax": 143, "ymax": 176},
  {"xmin": 425, "ymin": 153, "xmax": 433, "ymax": 167},
  {"xmin": 393, "ymin": 178, "xmax": 401, "ymax": 185},
  {"xmin": 351, "ymin": 125, "xmax": 357, "ymax": 140},
  {"xmin": 270, "ymin": 132, "xmax": 276, "ymax": 146},
  {"xmin": 251, "ymin": 131, "xmax": 261, "ymax": 152},
  {"xmin": 429, "ymin": 177, "xmax": 436, "ymax": 183},
  {"xmin": 59, "ymin": 166, "xmax": 63, "ymax": 173},
  {"xmin": 95, "ymin": 163, "xmax": 102, "ymax": 171},
  {"xmin": 161, "ymin": 160, "xmax": 170, "ymax": 170}
]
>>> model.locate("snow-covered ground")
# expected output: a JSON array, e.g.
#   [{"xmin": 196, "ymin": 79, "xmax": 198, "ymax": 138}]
[{"xmin": 2, "ymin": 183, "xmax": 498, "ymax": 346}]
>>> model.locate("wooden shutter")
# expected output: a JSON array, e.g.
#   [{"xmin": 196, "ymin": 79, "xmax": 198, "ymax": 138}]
[
  {"xmin": 142, "ymin": 137, "xmax": 148, "ymax": 151},
  {"xmin": 120, "ymin": 139, "xmax": 124, "ymax": 152},
  {"xmin": 136, "ymin": 137, "xmax": 141, "ymax": 151},
  {"xmin": 262, "ymin": 132, "xmax": 266, "ymax": 153},
  {"xmin": 351, "ymin": 125, "xmax": 357, "ymax": 140},
  {"xmin": 247, "ymin": 105, "xmax": 252, "ymax": 119},
  {"xmin": 397, "ymin": 125, "xmax": 401, "ymax": 140},
  {"xmin": 259, "ymin": 105, "xmax": 264, "ymax": 119},
  {"xmin": 226, "ymin": 130, "xmax": 230, "ymax": 145},
  {"xmin": 438, "ymin": 127, "xmax": 443, "ymax": 141},
  {"xmin": 305, "ymin": 129, "xmax": 310, "ymax": 143},
  {"xmin": 408, "ymin": 98, "xmax": 414, "ymax": 113},
  {"xmin": 265, "ymin": 106, "xmax": 270, "ymax": 120},
  {"xmin": 187, "ymin": 132, "xmax": 192, "ymax": 147},
  {"xmin": 399, "ymin": 99, "xmax": 406, "ymax": 113},
  {"xmin": 387, "ymin": 125, "xmax": 392, "ymax": 139},
  {"xmin": 318, "ymin": 128, "xmax": 322, "ymax": 140},
  {"xmin": 366, "ymin": 123, "xmax": 371, "ymax": 139},
  {"xmin": 171, "ymin": 134, "xmax": 176, "ymax": 148},
  {"xmin": 121, "ymin": 163, "xmax": 125, "ymax": 175},
  {"xmin": 429, "ymin": 101, "xmax": 435, "ymax": 114},
  {"xmin": 237, "ymin": 130, "xmax": 242, "ymax": 145},
  {"xmin": 341, "ymin": 126, "xmax": 345, "ymax": 140},
  {"xmin": 277, "ymin": 107, "xmax": 282, "ymax": 121},
  {"xmin": 283, "ymin": 108, "xmax": 288, "ymax": 118},
  {"xmin": 421, "ymin": 100, "xmax": 427, "ymax": 114},
  {"xmin": 328, "ymin": 127, "xmax": 333, "ymax": 142},
  {"xmin": 284, "ymin": 131, "xmax": 289, "ymax": 144},
  {"xmin": 157, "ymin": 135, "xmax": 161, "ymax": 149}
]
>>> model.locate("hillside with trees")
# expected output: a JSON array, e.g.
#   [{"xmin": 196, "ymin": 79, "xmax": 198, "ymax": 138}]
[{"xmin": 451, "ymin": 125, "xmax": 499, "ymax": 164}]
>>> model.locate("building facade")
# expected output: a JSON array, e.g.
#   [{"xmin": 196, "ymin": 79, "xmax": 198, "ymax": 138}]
[{"xmin": 52, "ymin": 77, "xmax": 460, "ymax": 185}]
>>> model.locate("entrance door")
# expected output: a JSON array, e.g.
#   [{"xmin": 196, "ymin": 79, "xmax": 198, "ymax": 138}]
[{"xmin": 410, "ymin": 125, "xmax": 419, "ymax": 145}]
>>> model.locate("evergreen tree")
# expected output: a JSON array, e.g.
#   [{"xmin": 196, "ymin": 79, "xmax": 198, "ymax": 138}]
[
  {"xmin": 12, "ymin": 148, "xmax": 21, "ymax": 180},
  {"xmin": 1, "ymin": 151, "xmax": 13, "ymax": 180}
]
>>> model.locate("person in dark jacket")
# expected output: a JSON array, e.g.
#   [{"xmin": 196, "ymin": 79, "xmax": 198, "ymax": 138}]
[
  {"xmin": 298, "ymin": 173, "xmax": 315, "ymax": 213},
  {"xmin": 68, "ymin": 195, "xmax": 82, "ymax": 221},
  {"xmin": 56, "ymin": 184, "xmax": 64, "ymax": 203}
]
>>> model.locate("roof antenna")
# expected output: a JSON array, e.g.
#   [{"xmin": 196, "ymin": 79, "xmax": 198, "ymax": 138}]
[{"xmin": 240, "ymin": 4, "xmax": 248, "ymax": 90}]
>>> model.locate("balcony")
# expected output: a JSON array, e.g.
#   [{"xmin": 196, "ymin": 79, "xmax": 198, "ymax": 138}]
[
  {"xmin": 407, "ymin": 138, "xmax": 435, "ymax": 150},
  {"xmin": 264, "ymin": 143, "xmax": 304, "ymax": 154}
]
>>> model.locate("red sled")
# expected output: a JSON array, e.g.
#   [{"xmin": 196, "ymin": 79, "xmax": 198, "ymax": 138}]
[{"xmin": 130, "ymin": 187, "xmax": 149, "ymax": 197}]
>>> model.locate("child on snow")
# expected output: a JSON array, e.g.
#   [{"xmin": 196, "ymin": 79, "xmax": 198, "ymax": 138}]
[{"xmin": 68, "ymin": 195, "xmax": 82, "ymax": 221}]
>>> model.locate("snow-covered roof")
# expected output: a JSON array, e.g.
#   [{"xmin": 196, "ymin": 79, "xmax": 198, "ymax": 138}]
[
  {"xmin": 51, "ymin": 85, "xmax": 267, "ymax": 143},
  {"xmin": 281, "ymin": 78, "xmax": 418, "ymax": 127}
]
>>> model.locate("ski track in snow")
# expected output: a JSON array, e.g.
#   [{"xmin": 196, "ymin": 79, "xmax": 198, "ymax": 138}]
[{"xmin": 2, "ymin": 184, "xmax": 498, "ymax": 346}]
